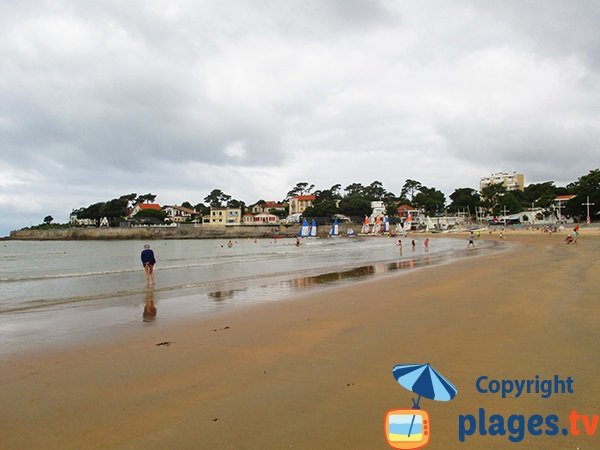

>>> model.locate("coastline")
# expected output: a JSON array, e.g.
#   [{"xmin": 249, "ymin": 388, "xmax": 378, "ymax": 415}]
[{"xmin": 1, "ymin": 233, "xmax": 599, "ymax": 449}]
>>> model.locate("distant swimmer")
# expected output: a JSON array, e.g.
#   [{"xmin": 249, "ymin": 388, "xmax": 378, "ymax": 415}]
[
  {"xmin": 227, "ymin": 240, "xmax": 233, "ymax": 248},
  {"xmin": 296, "ymin": 237, "xmax": 301, "ymax": 247},
  {"xmin": 141, "ymin": 244, "xmax": 156, "ymax": 286}
]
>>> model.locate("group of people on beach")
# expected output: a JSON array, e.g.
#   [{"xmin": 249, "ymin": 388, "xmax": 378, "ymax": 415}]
[{"xmin": 396, "ymin": 238, "xmax": 429, "ymax": 253}]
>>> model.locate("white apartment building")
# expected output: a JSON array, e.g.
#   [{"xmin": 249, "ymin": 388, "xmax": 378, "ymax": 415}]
[{"xmin": 480, "ymin": 171, "xmax": 525, "ymax": 192}]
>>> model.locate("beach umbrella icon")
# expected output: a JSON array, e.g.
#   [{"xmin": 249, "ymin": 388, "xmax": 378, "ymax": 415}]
[
  {"xmin": 392, "ymin": 363, "xmax": 457, "ymax": 437},
  {"xmin": 392, "ymin": 363, "xmax": 457, "ymax": 408}
]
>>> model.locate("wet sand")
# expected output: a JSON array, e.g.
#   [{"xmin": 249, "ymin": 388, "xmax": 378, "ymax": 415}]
[{"xmin": 1, "ymin": 231, "xmax": 599, "ymax": 449}]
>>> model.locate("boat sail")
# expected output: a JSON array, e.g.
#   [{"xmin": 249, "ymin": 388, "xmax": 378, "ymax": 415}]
[
  {"xmin": 309, "ymin": 219, "xmax": 317, "ymax": 237},
  {"xmin": 299, "ymin": 219, "xmax": 310, "ymax": 237},
  {"xmin": 361, "ymin": 216, "xmax": 370, "ymax": 234},
  {"xmin": 329, "ymin": 218, "xmax": 339, "ymax": 237}
]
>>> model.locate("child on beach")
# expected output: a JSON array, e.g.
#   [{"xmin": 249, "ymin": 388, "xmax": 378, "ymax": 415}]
[
  {"xmin": 141, "ymin": 244, "xmax": 156, "ymax": 286},
  {"xmin": 468, "ymin": 233, "xmax": 475, "ymax": 248}
]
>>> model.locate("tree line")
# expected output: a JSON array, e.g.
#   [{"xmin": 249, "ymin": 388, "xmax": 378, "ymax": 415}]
[{"xmin": 65, "ymin": 169, "xmax": 599, "ymax": 226}]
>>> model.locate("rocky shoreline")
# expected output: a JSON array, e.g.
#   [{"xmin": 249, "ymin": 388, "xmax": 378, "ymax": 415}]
[{"xmin": 7, "ymin": 224, "xmax": 351, "ymax": 240}]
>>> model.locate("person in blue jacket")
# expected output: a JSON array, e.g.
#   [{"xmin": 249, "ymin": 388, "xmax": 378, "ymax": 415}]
[{"xmin": 141, "ymin": 244, "xmax": 156, "ymax": 286}]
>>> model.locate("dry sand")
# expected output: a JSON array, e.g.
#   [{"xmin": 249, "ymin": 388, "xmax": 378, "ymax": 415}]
[{"xmin": 1, "ymin": 230, "xmax": 599, "ymax": 450}]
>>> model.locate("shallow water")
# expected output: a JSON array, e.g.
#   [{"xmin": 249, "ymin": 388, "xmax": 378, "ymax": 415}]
[{"xmin": 0, "ymin": 236, "xmax": 500, "ymax": 355}]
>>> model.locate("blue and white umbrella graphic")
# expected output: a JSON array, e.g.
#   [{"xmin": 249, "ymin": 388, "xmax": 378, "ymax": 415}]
[
  {"xmin": 392, "ymin": 363, "xmax": 457, "ymax": 407},
  {"xmin": 392, "ymin": 363, "xmax": 458, "ymax": 437}
]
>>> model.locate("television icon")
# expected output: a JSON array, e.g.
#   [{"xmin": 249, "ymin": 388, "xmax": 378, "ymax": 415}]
[{"xmin": 385, "ymin": 409, "xmax": 430, "ymax": 449}]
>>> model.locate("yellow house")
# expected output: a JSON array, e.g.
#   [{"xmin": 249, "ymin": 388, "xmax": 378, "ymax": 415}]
[
  {"xmin": 288, "ymin": 195, "xmax": 316, "ymax": 215},
  {"xmin": 209, "ymin": 207, "xmax": 242, "ymax": 225}
]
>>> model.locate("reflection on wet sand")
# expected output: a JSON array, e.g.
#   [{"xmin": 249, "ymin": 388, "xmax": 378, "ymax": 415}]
[
  {"xmin": 287, "ymin": 254, "xmax": 436, "ymax": 290},
  {"xmin": 143, "ymin": 288, "xmax": 157, "ymax": 322},
  {"xmin": 197, "ymin": 251, "xmax": 457, "ymax": 307},
  {"xmin": 208, "ymin": 289, "xmax": 236, "ymax": 302}
]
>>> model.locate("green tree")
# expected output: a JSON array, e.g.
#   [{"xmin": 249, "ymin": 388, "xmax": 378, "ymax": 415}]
[
  {"xmin": 522, "ymin": 182, "xmax": 557, "ymax": 209},
  {"xmin": 43, "ymin": 215, "xmax": 54, "ymax": 224},
  {"xmin": 204, "ymin": 189, "xmax": 232, "ymax": 207},
  {"xmin": 400, "ymin": 179, "xmax": 423, "ymax": 202},
  {"xmin": 194, "ymin": 203, "xmax": 210, "ymax": 216},
  {"xmin": 102, "ymin": 198, "xmax": 129, "ymax": 225},
  {"xmin": 78, "ymin": 202, "xmax": 105, "ymax": 223},
  {"xmin": 338, "ymin": 197, "xmax": 372, "ymax": 217},
  {"xmin": 448, "ymin": 188, "xmax": 480, "ymax": 215},
  {"xmin": 363, "ymin": 180, "xmax": 389, "ymax": 200},
  {"xmin": 227, "ymin": 199, "xmax": 245, "ymax": 213},
  {"xmin": 565, "ymin": 169, "xmax": 600, "ymax": 219},
  {"xmin": 303, "ymin": 200, "xmax": 339, "ymax": 217},
  {"xmin": 480, "ymin": 184, "xmax": 507, "ymax": 215},
  {"xmin": 135, "ymin": 193, "xmax": 156, "ymax": 204},
  {"xmin": 498, "ymin": 192, "xmax": 523, "ymax": 215},
  {"xmin": 344, "ymin": 183, "xmax": 365, "ymax": 197},
  {"xmin": 413, "ymin": 186, "xmax": 446, "ymax": 215},
  {"xmin": 287, "ymin": 182, "xmax": 314, "ymax": 198}
]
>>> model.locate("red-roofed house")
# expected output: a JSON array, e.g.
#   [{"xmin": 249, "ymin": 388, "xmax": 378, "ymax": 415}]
[
  {"xmin": 250, "ymin": 201, "xmax": 287, "ymax": 214},
  {"xmin": 129, "ymin": 203, "xmax": 161, "ymax": 218},
  {"xmin": 289, "ymin": 195, "xmax": 316, "ymax": 215}
]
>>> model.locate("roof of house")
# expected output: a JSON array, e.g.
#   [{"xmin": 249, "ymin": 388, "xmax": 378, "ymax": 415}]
[
  {"xmin": 555, "ymin": 195, "xmax": 576, "ymax": 201},
  {"xmin": 264, "ymin": 201, "xmax": 286, "ymax": 207},
  {"xmin": 137, "ymin": 203, "xmax": 161, "ymax": 211},
  {"xmin": 397, "ymin": 204, "xmax": 415, "ymax": 211},
  {"xmin": 293, "ymin": 195, "xmax": 316, "ymax": 201}
]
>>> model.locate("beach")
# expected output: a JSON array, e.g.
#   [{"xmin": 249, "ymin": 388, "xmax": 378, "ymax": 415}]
[{"xmin": 1, "ymin": 231, "xmax": 599, "ymax": 449}]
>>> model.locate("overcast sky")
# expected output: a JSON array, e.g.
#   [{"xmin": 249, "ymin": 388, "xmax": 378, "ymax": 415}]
[{"xmin": 1, "ymin": 0, "xmax": 599, "ymax": 235}]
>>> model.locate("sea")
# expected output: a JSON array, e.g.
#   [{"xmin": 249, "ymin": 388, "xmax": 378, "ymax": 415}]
[{"xmin": 0, "ymin": 236, "xmax": 499, "ymax": 355}]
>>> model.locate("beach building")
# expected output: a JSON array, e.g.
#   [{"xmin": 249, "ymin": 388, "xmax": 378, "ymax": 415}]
[
  {"xmin": 209, "ymin": 207, "xmax": 242, "ymax": 225},
  {"xmin": 69, "ymin": 212, "xmax": 96, "ymax": 227},
  {"xmin": 243, "ymin": 213, "xmax": 280, "ymax": 225},
  {"xmin": 129, "ymin": 203, "xmax": 161, "ymax": 218},
  {"xmin": 480, "ymin": 171, "xmax": 525, "ymax": 191},
  {"xmin": 162, "ymin": 205, "xmax": 196, "ymax": 223},
  {"xmin": 289, "ymin": 195, "xmax": 316, "ymax": 215},
  {"xmin": 250, "ymin": 201, "xmax": 287, "ymax": 215},
  {"xmin": 370, "ymin": 201, "xmax": 386, "ymax": 222}
]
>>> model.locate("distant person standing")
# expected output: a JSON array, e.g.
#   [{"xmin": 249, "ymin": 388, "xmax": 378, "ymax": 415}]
[
  {"xmin": 468, "ymin": 232, "xmax": 475, "ymax": 248},
  {"xmin": 141, "ymin": 244, "xmax": 156, "ymax": 286},
  {"xmin": 424, "ymin": 238, "xmax": 430, "ymax": 252}
]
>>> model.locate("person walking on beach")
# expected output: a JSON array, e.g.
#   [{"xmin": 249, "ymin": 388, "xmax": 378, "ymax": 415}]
[
  {"xmin": 141, "ymin": 244, "xmax": 156, "ymax": 286},
  {"xmin": 468, "ymin": 232, "xmax": 475, "ymax": 248},
  {"xmin": 424, "ymin": 238, "xmax": 429, "ymax": 252},
  {"xmin": 411, "ymin": 240, "xmax": 416, "ymax": 251}
]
